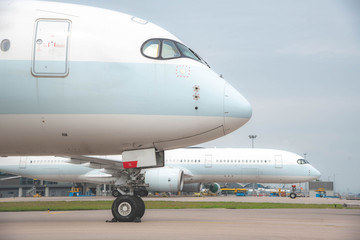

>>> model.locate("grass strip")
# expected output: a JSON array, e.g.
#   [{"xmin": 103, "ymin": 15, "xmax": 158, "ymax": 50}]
[{"xmin": 0, "ymin": 201, "xmax": 345, "ymax": 212}]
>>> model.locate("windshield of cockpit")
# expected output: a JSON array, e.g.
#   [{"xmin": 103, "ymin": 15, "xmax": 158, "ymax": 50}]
[
  {"xmin": 297, "ymin": 159, "xmax": 310, "ymax": 164},
  {"xmin": 141, "ymin": 38, "xmax": 210, "ymax": 67}
]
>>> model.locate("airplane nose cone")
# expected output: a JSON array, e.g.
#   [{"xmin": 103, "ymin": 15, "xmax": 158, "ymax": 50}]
[
  {"xmin": 309, "ymin": 166, "xmax": 321, "ymax": 180},
  {"xmin": 312, "ymin": 167, "xmax": 321, "ymax": 179},
  {"xmin": 224, "ymin": 82, "xmax": 252, "ymax": 134}
]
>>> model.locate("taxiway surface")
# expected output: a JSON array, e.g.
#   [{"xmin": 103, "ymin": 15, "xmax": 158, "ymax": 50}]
[{"xmin": 1, "ymin": 208, "xmax": 359, "ymax": 240}]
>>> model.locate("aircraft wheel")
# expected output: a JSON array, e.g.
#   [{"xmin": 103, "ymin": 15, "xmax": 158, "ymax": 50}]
[
  {"xmin": 135, "ymin": 187, "xmax": 148, "ymax": 197},
  {"xmin": 112, "ymin": 196, "xmax": 139, "ymax": 222},
  {"xmin": 134, "ymin": 196, "xmax": 145, "ymax": 218},
  {"xmin": 290, "ymin": 193, "xmax": 297, "ymax": 199},
  {"xmin": 112, "ymin": 190, "xmax": 121, "ymax": 197}
]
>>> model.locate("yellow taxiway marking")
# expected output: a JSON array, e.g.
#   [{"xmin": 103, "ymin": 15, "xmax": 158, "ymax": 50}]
[{"xmin": 42, "ymin": 211, "xmax": 68, "ymax": 215}]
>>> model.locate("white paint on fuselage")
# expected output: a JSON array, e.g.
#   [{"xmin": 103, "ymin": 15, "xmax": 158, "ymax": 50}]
[
  {"xmin": 0, "ymin": 115, "xmax": 232, "ymax": 155},
  {"xmin": 1, "ymin": 0, "xmax": 179, "ymax": 63},
  {"xmin": 0, "ymin": 1, "xmax": 252, "ymax": 156}
]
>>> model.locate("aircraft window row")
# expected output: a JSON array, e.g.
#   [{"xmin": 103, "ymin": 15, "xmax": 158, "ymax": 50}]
[
  {"xmin": 165, "ymin": 159, "xmax": 271, "ymax": 164},
  {"xmin": 29, "ymin": 159, "xmax": 65, "ymax": 164},
  {"xmin": 297, "ymin": 159, "xmax": 309, "ymax": 164},
  {"xmin": 166, "ymin": 159, "xmax": 201, "ymax": 163},
  {"xmin": 141, "ymin": 38, "xmax": 209, "ymax": 66},
  {"xmin": 216, "ymin": 160, "xmax": 271, "ymax": 164},
  {"xmin": 178, "ymin": 159, "xmax": 200, "ymax": 163}
]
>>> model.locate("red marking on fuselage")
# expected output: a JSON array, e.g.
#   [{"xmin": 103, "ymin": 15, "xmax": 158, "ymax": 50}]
[{"xmin": 123, "ymin": 161, "xmax": 138, "ymax": 169}]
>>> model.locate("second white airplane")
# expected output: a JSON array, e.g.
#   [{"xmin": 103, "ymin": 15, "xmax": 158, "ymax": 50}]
[{"xmin": 0, "ymin": 148, "xmax": 321, "ymax": 197}]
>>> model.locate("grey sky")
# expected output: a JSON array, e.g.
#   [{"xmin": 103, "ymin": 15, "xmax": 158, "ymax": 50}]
[{"xmin": 51, "ymin": 0, "xmax": 360, "ymax": 194}]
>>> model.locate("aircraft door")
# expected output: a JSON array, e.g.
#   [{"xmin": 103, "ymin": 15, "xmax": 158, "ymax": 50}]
[
  {"xmin": 204, "ymin": 154, "xmax": 212, "ymax": 168},
  {"xmin": 19, "ymin": 157, "xmax": 27, "ymax": 169},
  {"xmin": 275, "ymin": 155, "xmax": 283, "ymax": 168},
  {"xmin": 32, "ymin": 19, "xmax": 71, "ymax": 77}
]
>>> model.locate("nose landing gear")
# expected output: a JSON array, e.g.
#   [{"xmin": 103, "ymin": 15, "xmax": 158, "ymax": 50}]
[{"xmin": 109, "ymin": 169, "xmax": 148, "ymax": 222}]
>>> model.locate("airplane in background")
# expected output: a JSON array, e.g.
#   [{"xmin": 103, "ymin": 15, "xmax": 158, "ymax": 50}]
[
  {"xmin": 0, "ymin": 1, "xmax": 252, "ymax": 221},
  {"xmin": 0, "ymin": 148, "xmax": 321, "ymax": 200}
]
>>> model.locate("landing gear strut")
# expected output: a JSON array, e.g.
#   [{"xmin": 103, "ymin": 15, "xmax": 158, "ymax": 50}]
[
  {"xmin": 106, "ymin": 148, "xmax": 164, "ymax": 222},
  {"xmin": 289, "ymin": 185, "xmax": 297, "ymax": 199},
  {"xmin": 109, "ymin": 169, "xmax": 148, "ymax": 222}
]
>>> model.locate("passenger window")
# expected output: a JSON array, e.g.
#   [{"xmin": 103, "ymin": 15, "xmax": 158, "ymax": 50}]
[
  {"xmin": 161, "ymin": 40, "xmax": 180, "ymax": 59},
  {"xmin": 142, "ymin": 39, "xmax": 160, "ymax": 58}
]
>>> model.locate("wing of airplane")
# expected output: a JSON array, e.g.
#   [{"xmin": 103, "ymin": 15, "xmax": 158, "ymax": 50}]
[
  {"xmin": 66, "ymin": 156, "xmax": 125, "ymax": 170},
  {"xmin": 0, "ymin": 175, "xmax": 22, "ymax": 181}
]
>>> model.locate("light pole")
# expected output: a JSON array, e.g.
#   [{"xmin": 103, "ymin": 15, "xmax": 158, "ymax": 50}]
[
  {"xmin": 248, "ymin": 134, "xmax": 257, "ymax": 196},
  {"xmin": 248, "ymin": 135, "xmax": 257, "ymax": 148},
  {"xmin": 303, "ymin": 153, "xmax": 308, "ymax": 196}
]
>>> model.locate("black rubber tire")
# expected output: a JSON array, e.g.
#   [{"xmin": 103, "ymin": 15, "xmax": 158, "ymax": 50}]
[
  {"xmin": 112, "ymin": 196, "xmax": 139, "ymax": 222},
  {"xmin": 134, "ymin": 196, "xmax": 145, "ymax": 218},
  {"xmin": 290, "ymin": 193, "xmax": 297, "ymax": 199},
  {"xmin": 134, "ymin": 187, "xmax": 148, "ymax": 197},
  {"xmin": 112, "ymin": 190, "xmax": 121, "ymax": 198}
]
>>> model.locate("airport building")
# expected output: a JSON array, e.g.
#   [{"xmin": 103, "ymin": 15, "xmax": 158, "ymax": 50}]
[
  {"xmin": 0, "ymin": 172, "xmax": 101, "ymax": 197},
  {"xmin": 0, "ymin": 172, "xmax": 72, "ymax": 197}
]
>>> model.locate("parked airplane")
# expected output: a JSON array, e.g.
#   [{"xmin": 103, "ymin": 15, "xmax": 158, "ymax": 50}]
[
  {"xmin": 0, "ymin": 148, "xmax": 321, "ymax": 199},
  {"xmin": 0, "ymin": 1, "xmax": 252, "ymax": 221}
]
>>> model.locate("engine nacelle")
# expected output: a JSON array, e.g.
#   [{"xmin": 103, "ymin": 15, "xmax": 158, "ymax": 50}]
[
  {"xmin": 182, "ymin": 183, "xmax": 202, "ymax": 192},
  {"xmin": 209, "ymin": 183, "xmax": 221, "ymax": 194},
  {"xmin": 145, "ymin": 167, "xmax": 184, "ymax": 192}
]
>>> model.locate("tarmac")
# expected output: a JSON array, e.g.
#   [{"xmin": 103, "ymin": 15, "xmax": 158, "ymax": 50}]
[
  {"xmin": 1, "ymin": 196, "xmax": 360, "ymax": 240},
  {"xmin": 1, "ymin": 209, "xmax": 360, "ymax": 240}
]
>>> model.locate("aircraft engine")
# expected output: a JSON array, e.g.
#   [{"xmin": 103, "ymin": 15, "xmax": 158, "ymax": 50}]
[
  {"xmin": 209, "ymin": 183, "xmax": 221, "ymax": 194},
  {"xmin": 145, "ymin": 167, "xmax": 184, "ymax": 192},
  {"xmin": 182, "ymin": 183, "xmax": 202, "ymax": 192}
]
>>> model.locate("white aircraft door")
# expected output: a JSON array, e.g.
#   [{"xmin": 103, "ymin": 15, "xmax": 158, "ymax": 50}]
[
  {"xmin": 19, "ymin": 157, "xmax": 27, "ymax": 169},
  {"xmin": 275, "ymin": 155, "xmax": 283, "ymax": 168},
  {"xmin": 32, "ymin": 19, "xmax": 71, "ymax": 76},
  {"xmin": 204, "ymin": 154, "xmax": 212, "ymax": 168}
]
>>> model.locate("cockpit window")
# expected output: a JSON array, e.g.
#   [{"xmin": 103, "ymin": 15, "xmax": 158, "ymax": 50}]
[
  {"xmin": 297, "ymin": 159, "xmax": 309, "ymax": 164},
  {"xmin": 175, "ymin": 43, "xmax": 200, "ymax": 61},
  {"xmin": 142, "ymin": 39, "xmax": 160, "ymax": 58},
  {"xmin": 161, "ymin": 40, "xmax": 181, "ymax": 59},
  {"xmin": 141, "ymin": 38, "xmax": 210, "ymax": 67}
]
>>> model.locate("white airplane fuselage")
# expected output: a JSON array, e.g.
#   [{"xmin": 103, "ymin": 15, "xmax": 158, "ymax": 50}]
[
  {"xmin": 0, "ymin": 149, "xmax": 321, "ymax": 187},
  {"xmin": 0, "ymin": 1, "xmax": 252, "ymax": 156}
]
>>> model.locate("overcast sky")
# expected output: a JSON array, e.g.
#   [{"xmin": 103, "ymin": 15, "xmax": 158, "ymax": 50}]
[{"xmin": 51, "ymin": 0, "xmax": 360, "ymax": 194}]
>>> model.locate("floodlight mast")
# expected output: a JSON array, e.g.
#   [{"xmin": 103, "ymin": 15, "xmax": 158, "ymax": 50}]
[{"xmin": 248, "ymin": 135, "xmax": 257, "ymax": 148}]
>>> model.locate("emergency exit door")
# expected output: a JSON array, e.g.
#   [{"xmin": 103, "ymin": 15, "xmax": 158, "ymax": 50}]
[
  {"xmin": 205, "ymin": 154, "xmax": 212, "ymax": 168},
  {"xmin": 32, "ymin": 19, "xmax": 71, "ymax": 76},
  {"xmin": 275, "ymin": 155, "xmax": 283, "ymax": 168},
  {"xmin": 19, "ymin": 157, "xmax": 27, "ymax": 169}
]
